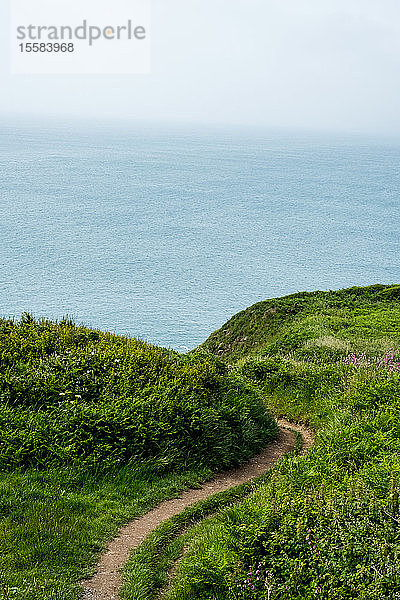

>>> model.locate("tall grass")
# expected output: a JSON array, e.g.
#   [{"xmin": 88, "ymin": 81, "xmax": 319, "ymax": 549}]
[
  {"xmin": 0, "ymin": 316, "xmax": 277, "ymax": 598},
  {"xmin": 166, "ymin": 285, "xmax": 400, "ymax": 599},
  {"xmin": 0, "ymin": 316, "xmax": 276, "ymax": 471}
]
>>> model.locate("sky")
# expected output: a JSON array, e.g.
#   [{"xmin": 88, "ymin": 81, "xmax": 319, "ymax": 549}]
[{"xmin": 1, "ymin": 0, "xmax": 400, "ymax": 134}]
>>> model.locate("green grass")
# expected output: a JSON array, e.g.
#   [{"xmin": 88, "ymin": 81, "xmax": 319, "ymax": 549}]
[
  {"xmin": 0, "ymin": 315, "xmax": 275, "ymax": 472},
  {"xmin": 200, "ymin": 284, "xmax": 400, "ymax": 363},
  {"xmin": 120, "ymin": 429, "xmax": 303, "ymax": 600},
  {"xmin": 0, "ymin": 462, "xmax": 215, "ymax": 600},
  {"xmin": 165, "ymin": 284, "xmax": 400, "ymax": 599},
  {"xmin": 3, "ymin": 284, "xmax": 400, "ymax": 599},
  {"xmin": 0, "ymin": 315, "xmax": 277, "ymax": 599}
]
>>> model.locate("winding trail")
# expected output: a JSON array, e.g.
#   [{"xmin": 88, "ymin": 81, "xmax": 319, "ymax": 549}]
[{"xmin": 81, "ymin": 419, "xmax": 314, "ymax": 600}]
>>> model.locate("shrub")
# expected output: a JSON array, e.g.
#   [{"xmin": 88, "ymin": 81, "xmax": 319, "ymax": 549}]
[{"xmin": 0, "ymin": 317, "xmax": 277, "ymax": 471}]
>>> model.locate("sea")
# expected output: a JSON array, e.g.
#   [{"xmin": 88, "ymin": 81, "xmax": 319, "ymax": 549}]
[{"xmin": 1, "ymin": 118, "xmax": 399, "ymax": 351}]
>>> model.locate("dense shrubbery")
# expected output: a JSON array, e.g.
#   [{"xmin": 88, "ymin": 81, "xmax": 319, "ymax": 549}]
[
  {"xmin": 165, "ymin": 285, "xmax": 400, "ymax": 599},
  {"xmin": 0, "ymin": 316, "xmax": 276, "ymax": 471}
]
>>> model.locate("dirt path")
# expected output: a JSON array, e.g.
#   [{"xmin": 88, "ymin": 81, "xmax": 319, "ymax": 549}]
[{"xmin": 81, "ymin": 419, "xmax": 314, "ymax": 600}]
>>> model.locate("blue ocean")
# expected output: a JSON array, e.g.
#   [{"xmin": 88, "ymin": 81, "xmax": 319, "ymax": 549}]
[{"xmin": 1, "ymin": 119, "xmax": 399, "ymax": 350}]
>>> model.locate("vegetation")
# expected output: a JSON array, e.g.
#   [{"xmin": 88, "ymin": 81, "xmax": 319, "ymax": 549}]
[
  {"xmin": 0, "ymin": 462, "xmax": 213, "ymax": 600},
  {"xmin": 121, "ymin": 429, "xmax": 303, "ymax": 600},
  {"xmin": 3, "ymin": 283, "xmax": 400, "ymax": 600},
  {"xmin": 0, "ymin": 316, "xmax": 276, "ymax": 599},
  {"xmin": 163, "ymin": 284, "xmax": 400, "ymax": 599},
  {"xmin": 200, "ymin": 284, "xmax": 400, "ymax": 364}
]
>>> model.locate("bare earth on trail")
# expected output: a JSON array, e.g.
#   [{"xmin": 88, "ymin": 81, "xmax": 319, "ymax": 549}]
[{"xmin": 81, "ymin": 419, "xmax": 314, "ymax": 600}]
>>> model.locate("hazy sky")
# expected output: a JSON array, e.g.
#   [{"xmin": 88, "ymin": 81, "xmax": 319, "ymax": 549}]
[{"xmin": 2, "ymin": 0, "xmax": 400, "ymax": 134}]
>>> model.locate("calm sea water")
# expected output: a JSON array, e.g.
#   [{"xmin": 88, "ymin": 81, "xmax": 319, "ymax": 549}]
[{"xmin": 1, "ymin": 119, "xmax": 399, "ymax": 350}]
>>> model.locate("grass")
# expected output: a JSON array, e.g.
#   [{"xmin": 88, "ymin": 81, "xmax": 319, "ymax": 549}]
[
  {"xmin": 164, "ymin": 284, "xmax": 400, "ymax": 599},
  {"xmin": 0, "ymin": 462, "xmax": 214, "ymax": 600},
  {"xmin": 0, "ymin": 315, "xmax": 275, "ymax": 472},
  {"xmin": 3, "ymin": 284, "xmax": 400, "ymax": 599},
  {"xmin": 200, "ymin": 284, "xmax": 400, "ymax": 363},
  {"xmin": 0, "ymin": 316, "xmax": 277, "ymax": 599},
  {"xmin": 120, "ymin": 429, "xmax": 303, "ymax": 600}
]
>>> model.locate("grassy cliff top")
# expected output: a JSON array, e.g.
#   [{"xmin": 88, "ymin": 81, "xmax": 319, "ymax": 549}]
[
  {"xmin": 199, "ymin": 284, "xmax": 400, "ymax": 363},
  {"xmin": 171, "ymin": 285, "xmax": 400, "ymax": 599}
]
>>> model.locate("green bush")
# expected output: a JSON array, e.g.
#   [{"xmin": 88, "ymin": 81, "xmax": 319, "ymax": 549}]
[
  {"xmin": 0, "ymin": 317, "xmax": 277, "ymax": 471},
  {"xmin": 239, "ymin": 357, "xmax": 291, "ymax": 384}
]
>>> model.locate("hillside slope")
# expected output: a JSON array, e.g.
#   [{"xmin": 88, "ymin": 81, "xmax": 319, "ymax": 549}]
[
  {"xmin": 0, "ymin": 315, "xmax": 277, "ymax": 600},
  {"xmin": 200, "ymin": 284, "xmax": 400, "ymax": 363},
  {"xmin": 0, "ymin": 315, "xmax": 276, "ymax": 471},
  {"xmin": 166, "ymin": 284, "xmax": 400, "ymax": 599}
]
